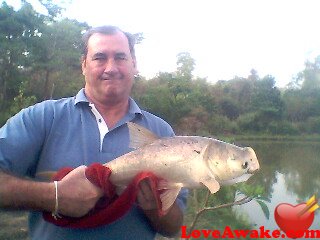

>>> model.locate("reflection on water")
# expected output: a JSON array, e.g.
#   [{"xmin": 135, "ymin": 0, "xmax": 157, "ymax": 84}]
[{"xmin": 235, "ymin": 140, "xmax": 320, "ymax": 239}]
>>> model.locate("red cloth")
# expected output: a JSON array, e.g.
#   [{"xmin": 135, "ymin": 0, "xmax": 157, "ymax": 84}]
[{"xmin": 43, "ymin": 163, "xmax": 162, "ymax": 228}]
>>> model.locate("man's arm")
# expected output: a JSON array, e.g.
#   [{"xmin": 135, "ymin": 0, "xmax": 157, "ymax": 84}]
[
  {"xmin": 0, "ymin": 166, "xmax": 103, "ymax": 217},
  {"xmin": 137, "ymin": 179, "xmax": 184, "ymax": 237},
  {"xmin": 0, "ymin": 170, "xmax": 56, "ymax": 212}
]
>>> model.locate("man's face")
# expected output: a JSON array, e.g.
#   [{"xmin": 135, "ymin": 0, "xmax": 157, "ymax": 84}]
[{"xmin": 82, "ymin": 31, "xmax": 137, "ymax": 104}]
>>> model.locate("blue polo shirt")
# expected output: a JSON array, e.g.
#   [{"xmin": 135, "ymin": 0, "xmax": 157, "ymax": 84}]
[{"xmin": 0, "ymin": 89, "xmax": 188, "ymax": 240}]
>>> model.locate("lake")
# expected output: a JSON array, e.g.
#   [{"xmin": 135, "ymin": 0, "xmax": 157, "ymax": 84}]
[{"xmin": 234, "ymin": 139, "xmax": 320, "ymax": 239}]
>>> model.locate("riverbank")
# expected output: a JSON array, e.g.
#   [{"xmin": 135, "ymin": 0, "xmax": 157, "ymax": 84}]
[{"xmin": 0, "ymin": 210, "xmax": 28, "ymax": 240}]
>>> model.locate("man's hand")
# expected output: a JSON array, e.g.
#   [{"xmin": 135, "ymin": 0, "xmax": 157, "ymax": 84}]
[
  {"xmin": 136, "ymin": 178, "xmax": 183, "ymax": 237},
  {"xmin": 57, "ymin": 165, "xmax": 104, "ymax": 218},
  {"xmin": 137, "ymin": 178, "xmax": 158, "ymax": 210}
]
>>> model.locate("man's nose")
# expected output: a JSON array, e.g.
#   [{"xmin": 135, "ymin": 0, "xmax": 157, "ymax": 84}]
[{"xmin": 104, "ymin": 59, "xmax": 118, "ymax": 73}]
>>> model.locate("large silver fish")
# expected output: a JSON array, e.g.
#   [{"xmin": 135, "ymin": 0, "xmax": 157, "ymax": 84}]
[
  {"xmin": 109, "ymin": 122, "xmax": 259, "ymax": 210},
  {"xmin": 38, "ymin": 122, "xmax": 260, "ymax": 212}
]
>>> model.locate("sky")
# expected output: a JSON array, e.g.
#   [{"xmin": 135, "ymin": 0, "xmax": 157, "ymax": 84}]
[{"xmin": 4, "ymin": 0, "xmax": 320, "ymax": 87}]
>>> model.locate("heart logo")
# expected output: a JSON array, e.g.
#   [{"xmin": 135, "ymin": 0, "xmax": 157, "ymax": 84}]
[{"xmin": 274, "ymin": 203, "xmax": 314, "ymax": 238}]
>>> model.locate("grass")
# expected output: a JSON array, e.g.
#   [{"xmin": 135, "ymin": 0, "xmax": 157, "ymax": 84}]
[
  {"xmin": 0, "ymin": 210, "xmax": 29, "ymax": 240},
  {"xmin": 215, "ymin": 134, "xmax": 320, "ymax": 144},
  {"xmin": 234, "ymin": 134, "xmax": 320, "ymax": 142}
]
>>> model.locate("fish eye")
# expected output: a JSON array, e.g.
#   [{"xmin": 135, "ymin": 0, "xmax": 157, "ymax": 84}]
[{"xmin": 242, "ymin": 161, "xmax": 248, "ymax": 169}]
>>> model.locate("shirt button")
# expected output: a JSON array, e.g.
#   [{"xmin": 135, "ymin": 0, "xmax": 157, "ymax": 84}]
[{"xmin": 99, "ymin": 119, "xmax": 102, "ymax": 123}]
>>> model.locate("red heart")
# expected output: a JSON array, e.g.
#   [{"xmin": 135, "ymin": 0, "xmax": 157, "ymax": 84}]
[{"xmin": 274, "ymin": 203, "xmax": 314, "ymax": 238}]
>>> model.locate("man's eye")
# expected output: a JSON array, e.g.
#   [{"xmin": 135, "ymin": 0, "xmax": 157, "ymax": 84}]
[
  {"xmin": 93, "ymin": 56, "xmax": 106, "ymax": 61},
  {"xmin": 92, "ymin": 53, "xmax": 107, "ymax": 61},
  {"xmin": 115, "ymin": 55, "xmax": 127, "ymax": 61}
]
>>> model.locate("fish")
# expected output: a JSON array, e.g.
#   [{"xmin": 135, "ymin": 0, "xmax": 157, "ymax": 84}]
[{"xmin": 37, "ymin": 122, "xmax": 260, "ymax": 212}]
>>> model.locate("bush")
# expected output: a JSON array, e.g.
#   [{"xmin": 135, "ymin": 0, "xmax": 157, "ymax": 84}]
[
  {"xmin": 267, "ymin": 121, "xmax": 299, "ymax": 135},
  {"xmin": 305, "ymin": 117, "xmax": 320, "ymax": 134},
  {"xmin": 0, "ymin": 111, "xmax": 11, "ymax": 127},
  {"xmin": 207, "ymin": 115, "xmax": 238, "ymax": 135},
  {"xmin": 236, "ymin": 113, "xmax": 259, "ymax": 133}
]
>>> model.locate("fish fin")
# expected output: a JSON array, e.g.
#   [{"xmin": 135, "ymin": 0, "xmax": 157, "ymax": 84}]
[
  {"xmin": 158, "ymin": 180, "xmax": 182, "ymax": 212},
  {"xmin": 200, "ymin": 177, "xmax": 220, "ymax": 194},
  {"xmin": 201, "ymin": 141, "xmax": 213, "ymax": 160},
  {"xmin": 127, "ymin": 122, "xmax": 159, "ymax": 149},
  {"xmin": 198, "ymin": 142, "xmax": 220, "ymax": 193}
]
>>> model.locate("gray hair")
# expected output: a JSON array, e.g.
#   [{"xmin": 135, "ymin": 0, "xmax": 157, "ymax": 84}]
[{"xmin": 81, "ymin": 25, "xmax": 136, "ymax": 58}]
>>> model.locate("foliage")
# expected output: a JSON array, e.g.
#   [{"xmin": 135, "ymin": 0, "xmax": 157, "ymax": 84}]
[
  {"xmin": 304, "ymin": 116, "xmax": 320, "ymax": 134},
  {"xmin": 9, "ymin": 85, "xmax": 37, "ymax": 116},
  {"xmin": 235, "ymin": 183, "xmax": 270, "ymax": 220},
  {"xmin": 0, "ymin": 1, "xmax": 87, "ymax": 126},
  {"xmin": 207, "ymin": 115, "xmax": 238, "ymax": 135},
  {"xmin": 181, "ymin": 183, "xmax": 270, "ymax": 240},
  {"xmin": 184, "ymin": 188, "xmax": 252, "ymax": 236},
  {"xmin": 0, "ymin": 2, "xmax": 43, "ymax": 110},
  {"xmin": 176, "ymin": 52, "xmax": 195, "ymax": 80},
  {"xmin": 2, "ymin": 1, "xmax": 320, "ymax": 133},
  {"xmin": 28, "ymin": 18, "xmax": 87, "ymax": 100}
]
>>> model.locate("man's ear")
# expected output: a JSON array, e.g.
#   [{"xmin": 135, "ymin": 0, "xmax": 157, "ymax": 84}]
[{"xmin": 81, "ymin": 56, "xmax": 86, "ymax": 76}]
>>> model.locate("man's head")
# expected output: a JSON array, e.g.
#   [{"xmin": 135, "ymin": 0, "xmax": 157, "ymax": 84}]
[
  {"xmin": 81, "ymin": 26, "xmax": 138, "ymax": 105},
  {"xmin": 81, "ymin": 26, "xmax": 136, "ymax": 60}
]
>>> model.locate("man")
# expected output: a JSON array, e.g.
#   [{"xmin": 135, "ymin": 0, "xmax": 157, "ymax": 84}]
[{"xmin": 0, "ymin": 25, "xmax": 187, "ymax": 239}]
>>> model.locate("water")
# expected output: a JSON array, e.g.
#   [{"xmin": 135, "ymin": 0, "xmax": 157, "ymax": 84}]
[{"xmin": 235, "ymin": 140, "xmax": 320, "ymax": 239}]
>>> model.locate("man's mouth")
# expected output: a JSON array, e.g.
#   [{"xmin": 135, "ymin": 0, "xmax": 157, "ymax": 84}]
[
  {"xmin": 101, "ymin": 74, "xmax": 122, "ymax": 81},
  {"xmin": 101, "ymin": 77, "xmax": 119, "ymax": 81}
]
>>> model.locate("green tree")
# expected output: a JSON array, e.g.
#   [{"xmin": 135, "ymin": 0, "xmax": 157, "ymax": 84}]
[
  {"xmin": 216, "ymin": 97, "xmax": 240, "ymax": 120},
  {"xmin": 300, "ymin": 56, "xmax": 320, "ymax": 91},
  {"xmin": 211, "ymin": 76, "xmax": 254, "ymax": 116},
  {"xmin": 0, "ymin": 1, "xmax": 88, "ymax": 126},
  {"xmin": 283, "ymin": 89, "xmax": 308, "ymax": 122},
  {"xmin": 250, "ymin": 75, "xmax": 284, "ymax": 131},
  {"xmin": 176, "ymin": 52, "xmax": 195, "ymax": 80},
  {"xmin": 38, "ymin": 0, "xmax": 65, "ymax": 19},
  {"xmin": 0, "ymin": 2, "xmax": 44, "ymax": 109},
  {"xmin": 29, "ymin": 18, "xmax": 88, "ymax": 100},
  {"xmin": 284, "ymin": 55, "xmax": 320, "ymax": 124},
  {"xmin": 132, "ymin": 53, "xmax": 216, "ymax": 133}
]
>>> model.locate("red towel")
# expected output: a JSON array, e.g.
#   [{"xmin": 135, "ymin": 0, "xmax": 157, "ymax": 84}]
[{"xmin": 43, "ymin": 163, "xmax": 162, "ymax": 228}]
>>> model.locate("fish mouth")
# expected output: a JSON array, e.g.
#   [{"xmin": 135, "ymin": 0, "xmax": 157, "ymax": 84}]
[
  {"xmin": 221, "ymin": 174, "xmax": 253, "ymax": 185},
  {"xmin": 247, "ymin": 168, "xmax": 259, "ymax": 174},
  {"xmin": 247, "ymin": 160, "xmax": 260, "ymax": 174}
]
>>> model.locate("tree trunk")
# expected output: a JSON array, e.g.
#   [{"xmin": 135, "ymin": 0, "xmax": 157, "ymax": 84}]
[{"xmin": 43, "ymin": 70, "xmax": 52, "ymax": 100}]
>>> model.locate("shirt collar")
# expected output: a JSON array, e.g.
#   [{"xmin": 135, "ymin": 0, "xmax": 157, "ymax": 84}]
[
  {"xmin": 128, "ymin": 97, "xmax": 142, "ymax": 115},
  {"xmin": 74, "ymin": 88, "xmax": 89, "ymax": 105},
  {"xmin": 74, "ymin": 88, "xmax": 143, "ymax": 116}
]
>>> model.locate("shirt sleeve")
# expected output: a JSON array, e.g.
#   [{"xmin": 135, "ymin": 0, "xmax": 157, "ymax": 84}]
[{"xmin": 0, "ymin": 103, "xmax": 50, "ymax": 177}]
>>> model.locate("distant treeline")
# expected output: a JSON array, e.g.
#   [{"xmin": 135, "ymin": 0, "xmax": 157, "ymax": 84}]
[{"xmin": 1, "ymin": 1, "xmax": 320, "ymax": 136}]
